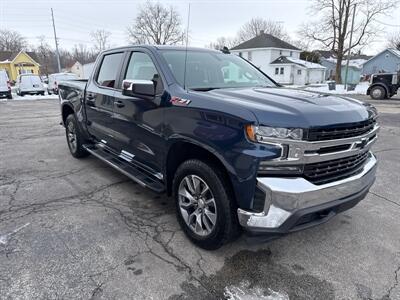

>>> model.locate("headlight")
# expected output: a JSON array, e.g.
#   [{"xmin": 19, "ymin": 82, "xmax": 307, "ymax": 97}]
[{"xmin": 245, "ymin": 125, "xmax": 303, "ymax": 142}]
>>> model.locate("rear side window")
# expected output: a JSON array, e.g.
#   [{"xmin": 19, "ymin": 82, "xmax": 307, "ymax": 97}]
[{"xmin": 96, "ymin": 52, "xmax": 123, "ymax": 88}]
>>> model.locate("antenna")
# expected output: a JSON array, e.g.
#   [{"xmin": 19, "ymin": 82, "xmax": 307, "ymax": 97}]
[{"xmin": 183, "ymin": 3, "xmax": 191, "ymax": 91}]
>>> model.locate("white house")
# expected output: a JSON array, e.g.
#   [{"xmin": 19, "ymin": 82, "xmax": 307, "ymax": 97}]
[
  {"xmin": 63, "ymin": 61, "xmax": 83, "ymax": 78},
  {"xmin": 230, "ymin": 32, "xmax": 326, "ymax": 85}
]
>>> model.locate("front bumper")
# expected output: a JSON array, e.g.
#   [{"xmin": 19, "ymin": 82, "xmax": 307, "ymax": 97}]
[{"xmin": 237, "ymin": 152, "xmax": 377, "ymax": 234}]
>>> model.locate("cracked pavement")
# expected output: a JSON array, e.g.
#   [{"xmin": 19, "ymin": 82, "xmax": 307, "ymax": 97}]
[{"xmin": 0, "ymin": 98, "xmax": 399, "ymax": 299}]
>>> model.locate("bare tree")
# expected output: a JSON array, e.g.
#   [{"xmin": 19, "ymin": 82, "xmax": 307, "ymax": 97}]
[
  {"xmin": 238, "ymin": 18, "xmax": 290, "ymax": 42},
  {"xmin": 300, "ymin": 0, "xmax": 397, "ymax": 83},
  {"xmin": 35, "ymin": 36, "xmax": 55, "ymax": 75},
  {"xmin": 71, "ymin": 44, "xmax": 97, "ymax": 64},
  {"xmin": 207, "ymin": 36, "xmax": 240, "ymax": 50},
  {"xmin": 0, "ymin": 29, "xmax": 27, "ymax": 52},
  {"xmin": 387, "ymin": 32, "xmax": 400, "ymax": 50},
  {"xmin": 127, "ymin": 2, "xmax": 184, "ymax": 45},
  {"xmin": 90, "ymin": 29, "xmax": 111, "ymax": 53}
]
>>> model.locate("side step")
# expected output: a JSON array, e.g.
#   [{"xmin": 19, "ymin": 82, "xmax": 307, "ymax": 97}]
[{"xmin": 83, "ymin": 144, "xmax": 165, "ymax": 193}]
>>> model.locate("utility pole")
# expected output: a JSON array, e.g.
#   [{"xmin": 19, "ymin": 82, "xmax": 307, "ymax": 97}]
[
  {"xmin": 51, "ymin": 8, "xmax": 61, "ymax": 72},
  {"xmin": 344, "ymin": 4, "xmax": 356, "ymax": 90}
]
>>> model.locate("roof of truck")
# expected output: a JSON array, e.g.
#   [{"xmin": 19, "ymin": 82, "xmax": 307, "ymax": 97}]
[{"xmin": 102, "ymin": 45, "xmax": 221, "ymax": 53}]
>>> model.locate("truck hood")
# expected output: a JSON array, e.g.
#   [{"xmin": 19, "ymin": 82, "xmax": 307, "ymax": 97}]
[{"xmin": 203, "ymin": 87, "xmax": 375, "ymax": 128}]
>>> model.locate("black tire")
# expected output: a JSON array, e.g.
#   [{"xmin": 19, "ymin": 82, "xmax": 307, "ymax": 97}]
[
  {"xmin": 173, "ymin": 159, "xmax": 240, "ymax": 250},
  {"xmin": 40, "ymin": 92, "xmax": 45, "ymax": 96},
  {"xmin": 7, "ymin": 92, "xmax": 12, "ymax": 99},
  {"xmin": 65, "ymin": 114, "xmax": 89, "ymax": 158},
  {"xmin": 20, "ymin": 92, "xmax": 24, "ymax": 97},
  {"xmin": 48, "ymin": 90, "xmax": 52, "ymax": 95},
  {"xmin": 370, "ymin": 86, "xmax": 386, "ymax": 100}
]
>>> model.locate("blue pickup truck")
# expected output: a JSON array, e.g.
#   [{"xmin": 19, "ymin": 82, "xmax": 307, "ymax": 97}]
[{"xmin": 59, "ymin": 45, "xmax": 378, "ymax": 249}]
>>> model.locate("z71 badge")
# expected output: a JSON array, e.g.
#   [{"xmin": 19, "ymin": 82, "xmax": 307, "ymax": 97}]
[{"xmin": 170, "ymin": 96, "xmax": 191, "ymax": 106}]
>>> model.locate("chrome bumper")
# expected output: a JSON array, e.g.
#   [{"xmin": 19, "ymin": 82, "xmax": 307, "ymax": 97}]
[{"xmin": 237, "ymin": 152, "xmax": 377, "ymax": 231}]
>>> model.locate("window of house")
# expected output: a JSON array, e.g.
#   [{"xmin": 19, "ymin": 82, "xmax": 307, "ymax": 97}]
[
  {"xmin": 275, "ymin": 67, "xmax": 279, "ymax": 75},
  {"xmin": 279, "ymin": 50, "xmax": 282, "ymax": 55},
  {"xmin": 290, "ymin": 51, "xmax": 293, "ymax": 57},
  {"xmin": 96, "ymin": 52, "xmax": 124, "ymax": 88},
  {"xmin": 239, "ymin": 52, "xmax": 243, "ymax": 57},
  {"xmin": 280, "ymin": 67, "xmax": 284, "ymax": 75},
  {"xmin": 247, "ymin": 51, "xmax": 252, "ymax": 61},
  {"xmin": 297, "ymin": 69, "xmax": 302, "ymax": 75}
]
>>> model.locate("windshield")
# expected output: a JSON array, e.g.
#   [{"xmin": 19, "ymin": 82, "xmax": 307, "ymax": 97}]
[{"xmin": 160, "ymin": 50, "xmax": 275, "ymax": 90}]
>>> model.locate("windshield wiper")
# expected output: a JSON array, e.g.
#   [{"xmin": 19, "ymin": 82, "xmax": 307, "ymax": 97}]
[{"xmin": 190, "ymin": 87, "xmax": 221, "ymax": 91}]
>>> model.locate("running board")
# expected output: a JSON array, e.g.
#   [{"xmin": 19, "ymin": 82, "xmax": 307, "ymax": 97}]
[{"xmin": 83, "ymin": 144, "xmax": 165, "ymax": 193}]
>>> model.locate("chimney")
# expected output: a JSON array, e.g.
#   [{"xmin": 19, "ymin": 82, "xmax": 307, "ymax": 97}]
[{"xmin": 259, "ymin": 30, "xmax": 264, "ymax": 36}]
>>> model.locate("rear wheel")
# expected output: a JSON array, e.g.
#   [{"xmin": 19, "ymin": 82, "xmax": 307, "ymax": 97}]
[
  {"xmin": 173, "ymin": 159, "xmax": 240, "ymax": 250},
  {"xmin": 370, "ymin": 86, "xmax": 386, "ymax": 100},
  {"xmin": 65, "ymin": 114, "xmax": 89, "ymax": 158}
]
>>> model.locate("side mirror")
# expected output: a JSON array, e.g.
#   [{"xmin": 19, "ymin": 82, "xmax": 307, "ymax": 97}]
[{"xmin": 122, "ymin": 79, "xmax": 155, "ymax": 98}]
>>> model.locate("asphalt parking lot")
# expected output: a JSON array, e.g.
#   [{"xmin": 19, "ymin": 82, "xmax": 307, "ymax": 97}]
[{"xmin": 0, "ymin": 98, "xmax": 399, "ymax": 300}]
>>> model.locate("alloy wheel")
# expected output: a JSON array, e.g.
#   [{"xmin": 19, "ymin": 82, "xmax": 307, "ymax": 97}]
[{"xmin": 178, "ymin": 175, "xmax": 217, "ymax": 236}]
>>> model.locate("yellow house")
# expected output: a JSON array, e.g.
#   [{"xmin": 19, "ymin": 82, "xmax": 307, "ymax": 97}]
[{"xmin": 0, "ymin": 51, "xmax": 40, "ymax": 81}]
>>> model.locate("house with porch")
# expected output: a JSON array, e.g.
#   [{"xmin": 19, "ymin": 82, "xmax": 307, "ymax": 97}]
[
  {"xmin": 0, "ymin": 51, "xmax": 40, "ymax": 81},
  {"xmin": 230, "ymin": 32, "xmax": 326, "ymax": 85}
]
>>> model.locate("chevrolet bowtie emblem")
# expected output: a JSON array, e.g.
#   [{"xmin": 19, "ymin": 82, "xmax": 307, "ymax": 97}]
[{"xmin": 356, "ymin": 138, "xmax": 368, "ymax": 149}]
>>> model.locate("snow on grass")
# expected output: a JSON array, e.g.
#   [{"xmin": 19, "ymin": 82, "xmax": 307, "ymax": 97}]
[
  {"xmin": 224, "ymin": 281, "xmax": 289, "ymax": 300},
  {"xmin": 11, "ymin": 93, "xmax": 59, "ymax": 101},
  {"xmin": 304, "ymin": 81, "xmax": 369, "ymax": 95}
]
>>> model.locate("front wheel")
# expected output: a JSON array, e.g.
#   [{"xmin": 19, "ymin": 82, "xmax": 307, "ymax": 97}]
[
  {"xmin": 65, "ymin": 114, "xmax": 89, "ymax": 158},
  {"xmin": 173, "ymin": 159, "xmax": 240, "ymax": 250},
  {"xmin": 370, "ymin": 86, "xmax": 386, "ymax": 100}
]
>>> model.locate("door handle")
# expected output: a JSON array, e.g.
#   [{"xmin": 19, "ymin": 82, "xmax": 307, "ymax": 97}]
[{"xmin": 114, "ymin": 100, "xmax": 125, "ymax": 108}]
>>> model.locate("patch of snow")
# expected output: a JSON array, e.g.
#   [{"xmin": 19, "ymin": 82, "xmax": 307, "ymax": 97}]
[
  {"xmin": 326, "ymin": 57, "xmax": 366, "ymax": 69},
  {"xmin": 12, "ymin": 93, "xmax": 59, "ymax": 101},
  {"xmin": 286, "ymin": 57, "xmax": 326, "ymax": 69},
  {"xmin": 224, "ymin": 281, "xmax": 289, "ymax": 300},
  {"xmin": 303, "ymin": 81, "xmax": 369, "ymax": 95}
]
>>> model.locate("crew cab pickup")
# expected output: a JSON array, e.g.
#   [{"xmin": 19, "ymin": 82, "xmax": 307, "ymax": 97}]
[{"xmin": 59, "ymin": 46, "xmax": 378, "ymax": 249}]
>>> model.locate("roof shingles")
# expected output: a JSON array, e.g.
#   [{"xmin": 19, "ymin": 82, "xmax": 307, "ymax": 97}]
[{"xmin": 231, "ymin": 33, "xmax": 300, "ymax": 51}]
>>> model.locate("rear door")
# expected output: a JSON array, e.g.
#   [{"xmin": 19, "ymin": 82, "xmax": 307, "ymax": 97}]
[
  {"xmin": 111, "ymin": 50, "xmax": 166, "ymax": 174},
  {"xmin": 84, "ymin": 52, "xmax": 124, "ymax": 149},
  {"xmin": 0, "ymin": 71, "xmax": 8, "ymax": 92}
]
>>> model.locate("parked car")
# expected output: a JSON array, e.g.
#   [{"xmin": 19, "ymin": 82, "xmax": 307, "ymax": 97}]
[
  {"xmin": 16, "ymin": 74, "xmax": 46, "ymax": 96},
  {"xmin": 48, "ymin": 73, "xmax": 78, "ymax": 95},
  {"xmin": 59, "ymin": 46, "xmax": 378, "ymax": 250},
  {"xmin": 367, "ymin": 72, "xmax": 399, "ymax": 99},
  {"xmin": 0, "ymin": 70, "xmax": 12, "ymax": 99}
]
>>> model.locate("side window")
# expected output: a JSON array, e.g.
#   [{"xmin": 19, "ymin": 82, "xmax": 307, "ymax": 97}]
[
  {"xmin": 275, "ymin": 68, "xmax": 279, "ymax": 75},
  {"xmin": 96, "ymin": 52, "xmax": 123, "ymax": 88},
  {"xmin": 280, "ymin": 67, "xmax": 284, "ymax": 75},
  {"xmin": 124, "ymin": 52, "xmax": 163, "ymax": 93}
]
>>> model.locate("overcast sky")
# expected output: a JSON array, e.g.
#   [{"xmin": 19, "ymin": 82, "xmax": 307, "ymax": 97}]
[{"xmin": 1, "ymin": 0, "xmax": 399, "ymax": 55}]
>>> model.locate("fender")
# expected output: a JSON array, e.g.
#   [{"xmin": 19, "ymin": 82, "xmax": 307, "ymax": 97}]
[{"xmin": 367, "ymin": 82, "xmax": 389, "ymax": 96}]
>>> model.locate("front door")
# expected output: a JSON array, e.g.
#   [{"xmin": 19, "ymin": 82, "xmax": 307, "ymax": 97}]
[
  {"xmin": 85, "ymin": 52, "xmax": 124, "ymax": 149},
  {"xmin": 111, "ymin": 50, "xmax": 166, "ymax": 175}
]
